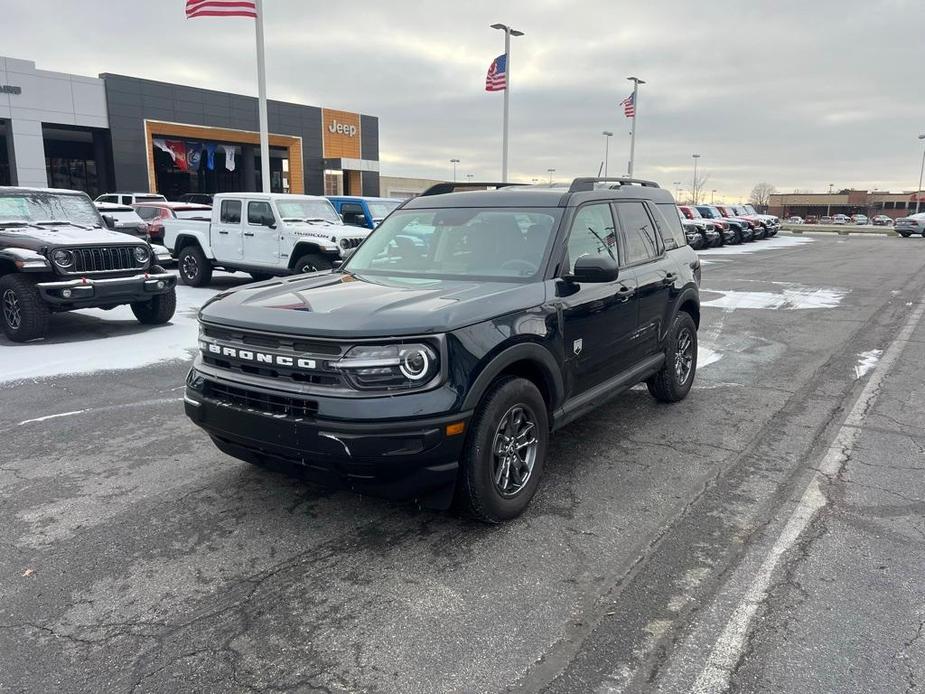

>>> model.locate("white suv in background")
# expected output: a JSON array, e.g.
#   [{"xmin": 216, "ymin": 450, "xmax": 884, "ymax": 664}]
[{"xmin": 96, "ymin": 192, "xmax": 167, "ymax": 206}]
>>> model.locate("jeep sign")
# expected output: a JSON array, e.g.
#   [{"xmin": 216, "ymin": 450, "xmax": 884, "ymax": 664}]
[
  {"xmin": 328, "ymin": 120, "xmax": 358, "ymax": 138},
  {"xmin": 0, "ymin": 85, "xmax": 22, "ymax": 95}
]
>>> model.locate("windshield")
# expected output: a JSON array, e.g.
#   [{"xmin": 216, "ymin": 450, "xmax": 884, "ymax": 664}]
[
  {"xmin": 0, "ymin": 191, "xmax": 102, "ymax": 226},
  {"xmin": 743, "ymin": 204, "xmax": 758, "ymax": 214},
  {"xmin": 276, "ymin": 198, "xmax": 340, "ymax": 223},
  {"xmin": 696, "ymin": 206, "xmax": 720, "ymax": 219},
  {"xmin": 344, "ymin": 208, "xmax": 561, "ymax": 281},
  {"xmin": 367, "ymin": 201, "xmax": 400, "ymax": 219}
]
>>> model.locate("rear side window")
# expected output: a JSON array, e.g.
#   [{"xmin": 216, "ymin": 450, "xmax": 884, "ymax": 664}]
[
  {"xmin": 220, "ymin": 200, "xmax": 242, "ymax": 224},
  {"xmin": 616, "ymin": 202, "xmax": 660, "ymax": 264},
  {"xmin": 135, "ymin": 207, "xmax": 159, "ymax": 221},
  {"xmin": 654, "ymin": 202, "xmax": 688, "ymax": 250}
]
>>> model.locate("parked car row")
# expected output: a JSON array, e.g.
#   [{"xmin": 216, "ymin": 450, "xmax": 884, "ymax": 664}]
[
  {"xmin": 789, "ymin": 213, "xmax": 892, "ymax": 226},
  {"xmin": 678, "ymin": 203, "xmax": 780, "ymax": 250},
  {"xmin": 895, "ymin": 213, "xmax": 925, "ymax": 237}
]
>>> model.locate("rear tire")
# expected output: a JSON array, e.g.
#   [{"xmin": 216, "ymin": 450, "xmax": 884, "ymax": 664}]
[
  {"xmin": 0, "ymin": 274, "xmax": 50, "ymax": 342},
  {"xmin": 459, "ymin": 376, "xmax": 548, "ymax": 523},
  {"xmin": 178, "ymin": 245, "xmax": 212, "ymax": 287},
  {"xmin": 131, "ymin": 269, "xmax": 176, "ymax": 325},
  {"xmin": 293, "ymin": 254, "xmax": 333, "ymax": 274},
  {"xmin": 900, "ymin": 232, "xmax": 911, "ymax": 238},
  {"xmin": 647, "ymin": 311, "xmax": 697, "ymax": 403}
]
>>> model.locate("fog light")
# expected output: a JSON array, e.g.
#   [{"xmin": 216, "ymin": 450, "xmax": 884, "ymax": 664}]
[
  {"xmin": 156, "ymin": 280, "xmax": 165, "ymax": 289},
  {"xmin": 61, "ymin": 288, "xmax": 72, "ymax": 298}
]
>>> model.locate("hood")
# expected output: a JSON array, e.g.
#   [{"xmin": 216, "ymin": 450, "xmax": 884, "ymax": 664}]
[
  {"xmin": 0, "ymin": 224, "xmax": 147, "ymax": 252},
  {"xmin": 199, "ymin": 271, "xmax": 547, "ymax": 338},
  {"xmin": 287, "ymin": 220, "xmax": 367, "ymax": 237}
]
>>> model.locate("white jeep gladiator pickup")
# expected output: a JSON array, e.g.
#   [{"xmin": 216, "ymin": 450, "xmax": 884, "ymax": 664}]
[{"xmin": 163, "ymin": 193, "xmax": 369, "ymax": 286}]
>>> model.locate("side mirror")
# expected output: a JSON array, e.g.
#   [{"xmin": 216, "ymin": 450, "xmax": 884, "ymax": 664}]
[
  {"xmin": 101, "ymin": 214, "xmax": 116, "ymax": 230},
  {"xmin": 567, "ymin": 254, "xmax": 619, "ymax": 284}
]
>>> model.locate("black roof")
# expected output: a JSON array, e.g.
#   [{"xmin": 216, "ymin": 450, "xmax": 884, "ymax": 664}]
[{"xmin": 403, "ymin": 178, "xmax": 675, "ymax": 209}]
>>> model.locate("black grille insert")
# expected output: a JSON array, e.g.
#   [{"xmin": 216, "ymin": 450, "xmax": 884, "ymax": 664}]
[
  {"xmin": 205, "ymin": 381, "xmax": 319, "ymax": 419},
  {"xmin": 70, "ymin": 246, "xmax": 138, "ymax": 273},
  {"xmin": 201, "ymin": 325, "xmax": 343, "ymax": 356}
]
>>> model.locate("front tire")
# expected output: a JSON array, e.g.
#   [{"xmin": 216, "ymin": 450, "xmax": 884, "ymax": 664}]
[
  {"xmin": 293, "ymin": 254, "xmax": 333, "ymax": 274},
  {"xmin": 459, "ymin": 377, "xmax": 549, "ymax": 523},
  {"xmin": 899, "ymin": 232, "xmax": 911, "ymax": 238},
  {"xmin": 131, "ymin": 269, "xmax": 176, "ymax": 325},
  {"xmin": 0, "ymin": 274, "xmax": 50, "ymax": 342},
  {"xmin": 647, "ymin": 311, "xmax": 698, "ymax": 403},
  {"xmin": 178, "ymin": 245, "xmax": 212, "ymax": 287}
]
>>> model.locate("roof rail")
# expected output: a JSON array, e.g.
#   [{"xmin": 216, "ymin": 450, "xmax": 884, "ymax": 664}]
[
  {"xmin": 567, "ymin": 177, "xmax": 661, "ymax": 193},
  {"xmin": 419, "ymin": 181, "xmax": 529, "ymax": 197}
]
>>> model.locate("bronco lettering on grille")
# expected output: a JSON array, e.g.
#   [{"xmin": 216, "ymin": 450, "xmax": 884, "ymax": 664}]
[{"xmin": 200, "ymin": 340, "xmax": 316, "ymax": 370}]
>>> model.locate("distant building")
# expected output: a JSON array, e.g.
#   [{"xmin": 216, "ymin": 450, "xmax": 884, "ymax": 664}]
[
  {"xmin": 769, "ymin": 190, "xmax": 925, "ymax": 219},
  {"xmin": 379, "ymin": 175, "xmax": 444, "ymax": 199}
]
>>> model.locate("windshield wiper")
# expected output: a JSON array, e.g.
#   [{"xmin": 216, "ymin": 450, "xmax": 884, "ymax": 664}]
[
  {"xmin": 0, "ymin": 220, "xmax": 36, "ymax": 228},
  {"xmin": 304, "ymin": 217, "xmax": 334, "ymax": 224}
]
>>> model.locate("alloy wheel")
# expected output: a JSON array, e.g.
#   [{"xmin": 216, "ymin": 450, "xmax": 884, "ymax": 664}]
[
  {"xmin": 491, "ymin": 404, "xmax": 539, "ymax": 497},
  {"xmin": 182, "ymin": 254, "xmax": 199, "ymax": 280},
  {"xmin": 2, "ymin": 289, "xmax": 21, "ymax": 330},
  {"xmin": 675, "ymin": 328, "xmax": 694, "ymax": 384}
]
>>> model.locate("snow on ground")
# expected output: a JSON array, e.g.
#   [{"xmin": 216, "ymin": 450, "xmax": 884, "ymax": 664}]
[
  {"xmin": 854, "ymin": 349, "xmax": 883, "ymax": 379},
  {"xmin": 0, "ymin": 273, "xmax": 249, "ymax": 384},
  {"xmin": 699, "ymin": 345, "xmax": 722, "ymax": 368},
  {"xmin": 697, "ymin": 235, "xmax": 814, "ymax": 256},
  {"xmin": 701, "ymin": 285, "xmax": 847, "ymax": 311}
]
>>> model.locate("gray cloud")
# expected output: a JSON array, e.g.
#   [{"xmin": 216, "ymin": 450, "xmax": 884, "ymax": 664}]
[{"xmin": 6, "ymin": 0, "xmax": 925, "ymax": 199}]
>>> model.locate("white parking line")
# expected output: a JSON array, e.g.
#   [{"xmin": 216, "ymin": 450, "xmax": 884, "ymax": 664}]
[
  {"xmin": 691, "ymin": 299, "xmax": 925, "ymax": 693},
  {"xmin": 16, "ymin": 398, "xmax": 182, "ymax": 427}
]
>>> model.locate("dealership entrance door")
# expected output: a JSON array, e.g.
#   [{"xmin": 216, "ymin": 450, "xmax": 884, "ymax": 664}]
[{"xmin": 42, "ymin": 124, "xmax": 113, "ymax": 198}]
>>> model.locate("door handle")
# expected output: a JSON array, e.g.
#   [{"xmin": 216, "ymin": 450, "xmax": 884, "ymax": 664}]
[
  {"xmin": 243, "ymin": 232, "xmax": 255, "ymax": 237},
  {"xmin": 663, "ymin": 272, "xmax": 677, "ymax": 286},
  {"xmin": 218, "ymin": 231, "xmax": 229, "ymax": 235},
  {"xmin": 616, "ymin": 285, "xmax": 636, "ymax": 302}
]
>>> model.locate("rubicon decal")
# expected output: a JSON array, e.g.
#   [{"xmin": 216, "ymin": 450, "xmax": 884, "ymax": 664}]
[{"xmin": 200, "ymin": 340, "xmax": 316, "ymax": 369}]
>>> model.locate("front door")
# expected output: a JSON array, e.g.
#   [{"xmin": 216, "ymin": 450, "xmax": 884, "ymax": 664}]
[
  {"xmin": 559, "ymin": 202, "xmax": 639, "ymax": 396},
  {"xmin": 614, "ymin": 201, "xmax": 673, "ymax": 359},
  {"xmin": 212, "ymin": 198, "xmax": 244, "ymax": 261},
  {"xmin": 245, "ymin": 200, "xmax": 280, "ymax": 268}
]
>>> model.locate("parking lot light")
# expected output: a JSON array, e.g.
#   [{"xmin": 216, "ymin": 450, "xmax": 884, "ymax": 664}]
[
  {"xmin": 916, "ymin": 134, "xmax": 925, "ymax": 215},
  {"xmin": 692, "ymin": 154, "xmax": 701, "ymax": 204},
  {"xmin": 602, "ymin": 131, "xmax": 613, "ymax": 177},
  {"xmin": 547, "ymin": 168, "xmax": 556, "ymax": 184},
  {"xmin": 450, "ymin": 158, "xmax": 460, "ymax": 182}
]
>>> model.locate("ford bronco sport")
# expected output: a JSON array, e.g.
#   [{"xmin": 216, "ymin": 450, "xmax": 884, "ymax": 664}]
[{"xmin": 184, "ymin": 178, "xmax": 701, "ymax": 522}]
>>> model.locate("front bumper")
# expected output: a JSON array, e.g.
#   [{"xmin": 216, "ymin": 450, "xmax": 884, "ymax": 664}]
[
  {"xmin": 37, "ymin": 271, "xmax": 176, "ymax": 307},
  {"xmin": 184, "ymin": 370, "xmax": 471, "ymax": 504}
]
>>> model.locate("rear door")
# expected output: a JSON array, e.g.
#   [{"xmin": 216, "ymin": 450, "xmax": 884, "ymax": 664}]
[
  {"xmin": 614, "ymin": 201, "xmax": 672, "ymax": 360},
  {"xmin": 212, "ymin": 198, "xmax": 244, "ymax": 261},
  {"xmin": 244, "ymin": 200, "xmax": 281, "ymax": 267},
  {"xmin": 559, "ymin": 202, "xmax": 639, "ymax": 396}
]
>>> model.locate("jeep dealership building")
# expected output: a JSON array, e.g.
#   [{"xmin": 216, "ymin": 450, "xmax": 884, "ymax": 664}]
[{"xmin": 0, "ymin": 56, "xmax": 380, "ymax": 198}]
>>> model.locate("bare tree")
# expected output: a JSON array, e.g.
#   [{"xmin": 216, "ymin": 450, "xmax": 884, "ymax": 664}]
[
  {"xmin": 749, "ymin": 182, "xmax": 777, "ymax": 209},
  {"xmin": 692, "ymin": 172, "xmax": 711, "ymax": 205}
]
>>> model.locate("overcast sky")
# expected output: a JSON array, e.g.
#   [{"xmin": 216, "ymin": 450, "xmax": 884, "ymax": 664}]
[{"xmin": 6, "ymin": 0, "xmax": 924, "ymax": 200}]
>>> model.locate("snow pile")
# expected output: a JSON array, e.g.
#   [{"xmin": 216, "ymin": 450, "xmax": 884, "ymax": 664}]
[
  {"xmin": 701, "ymin": 286, "xmax": 846, "ymax": 311},
  {"xmin": 854, "ymin": 350, "xmax": 882, "ymax": 379},
  {"xmin": 698, "ymin": 235, "xmax": 813, "ymax": 256}
]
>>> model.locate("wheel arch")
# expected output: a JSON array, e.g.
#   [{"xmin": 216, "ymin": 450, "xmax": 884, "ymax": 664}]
[
  {"xmin": 675, "ymin": 287, "xmax": 700, "ymax": 328},
  {"xmin": 288, "ymin": 242, "xmax": 325, "ymax": 270},
  {"xmin": 175, "ymin": 235, "xmax": 209, "ymax": 257},
  {"xmin": 462, "ymin": 342, "xmax": 564, "ymax": 423}
]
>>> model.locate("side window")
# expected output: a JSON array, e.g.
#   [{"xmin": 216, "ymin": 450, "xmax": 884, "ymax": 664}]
[
  {"xmin": 341, "ymin": 203, "xmax": 367, "ymax": 227},
  {"xmin": 654, "ymin": 202, "xmax": 687, "ymax": 250},
  {"xmin": 248, "ymin": 201, "xmax": 274, "ymax": 226},
  {"xmin": 564, "ymin": 203, "xmax": 617, "ymax": 273},
  {"xmin": 616, "ymin": 202, "xmax": 660, "ymax": 265},
  {"xmin": 220, "ymin": 200, "xmax": 242, "ymax": 224},
  {"xmin": 98, "ymin": 195, "xmax": 117, "ymax": 204},
  {"xmin": 120, "ymin": 195, "xmax": 133, "ymax": 206}
]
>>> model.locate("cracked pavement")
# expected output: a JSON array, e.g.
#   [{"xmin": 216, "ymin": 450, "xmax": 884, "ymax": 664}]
[{"xmin": 2, "ymin": 234, "xmax": 925, "ymax": 693}]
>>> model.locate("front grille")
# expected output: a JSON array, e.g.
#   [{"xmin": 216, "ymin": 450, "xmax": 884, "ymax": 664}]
[
  {"xmin": 205, "ymin": 381, "xmax": 319, "ymax": 419},
  {"xmin": 201, "ymin": 325, "xmax": 343, "ymax": 356},
  {"xmin": 342, "ymin": 237, "xmax": 364, "ymax": 249},
  {"xmin": 70, "ymin": 246, "xmax": 139, "ymax": 273}
]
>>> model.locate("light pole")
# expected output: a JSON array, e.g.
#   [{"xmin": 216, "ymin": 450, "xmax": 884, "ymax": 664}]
[
  {"xmin": 531, "ymin": 178, "xmax": 539, "ymax": 183},
  {"xmin": 691, "ymin": 154, "xmax": 701, "ymax": 204},
  {"xmin": 828, "ymin": 183, "xmax": 834, "ymax": 194},
  {"xmin": 466, "ymin": 173, "xmax": 475, "ymax": 183},
  {"xmin": 711, "ymin": 189, "xmax": 717, "ymax": 204},
  {"xmin": 916, "ymin": 134, "xmax": 925, "ymax": 215},
  {"xmin": 602, "ymin": 131, "xmax": 613, "ymax": 177},
  {"xmin": 626, "ymin": 77, "xmax": 645, "ymax": 177},
  {"xmin": 490, "ymin": 23, "xmax": 524, "ymax": 183},
  {"xmin": 547, "ymin": 168, "xmax": 556, "ymax": 184},
  {"xmin": 450, "ymin": 158, "xmax": 460, "ymax": 182},
  {"xmin": 673, "ymin": 181, "xmax": 682, "ymax": 201}
]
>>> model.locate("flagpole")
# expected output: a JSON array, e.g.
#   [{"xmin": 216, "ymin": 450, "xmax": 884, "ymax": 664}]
[
  {"xmin": 491, "ymin": 23, "xmax": 524, "ymax": 183},
  {"xmin": 626, "ymin": 76, "xmax": 644, "ymax": 178},
  {"xmin": 255, "ymin": 0, "xmax": 271, "ymax": 193}
]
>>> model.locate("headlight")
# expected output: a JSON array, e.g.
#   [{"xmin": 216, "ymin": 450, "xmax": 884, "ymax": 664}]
[
  {"xmin": 340, "ymin": 238, "xmax": 350, "ymax": 249},
  {"xmin": 335, "ymin": 343, "xmax": 440, "ymax": 391},
  {"xmin": 133, "ymin": 246, "xmax": 150, "ymax": 263},
  {"xmin": 51, "ymin": 249, "xmax": 74, "ymax": 268}
]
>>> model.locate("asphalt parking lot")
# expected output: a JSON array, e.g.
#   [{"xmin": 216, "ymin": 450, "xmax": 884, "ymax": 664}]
[{"xmin": 2, "ymin": 233, "xmax": 924, "ymax": 693}]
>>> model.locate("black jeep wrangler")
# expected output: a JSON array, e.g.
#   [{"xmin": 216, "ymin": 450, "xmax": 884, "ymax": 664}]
[
  {"xmin": 0, "ymin": 187, "xmax": 177, "ymax": 342},
  {"xmin": 185, "ymin": 178, "xmax": 701, "ymax": 522}
]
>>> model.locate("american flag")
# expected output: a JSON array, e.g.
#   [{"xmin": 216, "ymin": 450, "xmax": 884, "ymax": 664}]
[
  {"xmin": 485, "ymin": 54, "xmax": 508, "ymax": 92},
  {"xmin": 620, "ymin": 92, "xmax": 636, "ymax": 118},
  {"xmin": 186, "ymin": 0, "xmax": 257, "ymax": 18}
]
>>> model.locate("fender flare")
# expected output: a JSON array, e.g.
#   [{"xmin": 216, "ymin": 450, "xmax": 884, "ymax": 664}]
[
  {"xmin": 174, "ymin": 234, "xmax": 214, "ymax": 260},
  {"xmin": 288, "ymin": 241, "xmax": 337, "ymax": 269},
  {"xmin": 462, "ymin": 341, "xmax": 565, "ymax": 413},
  {"xmin": 672, "ymin": 285, "xmax": 701, "ymax": 328}
]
